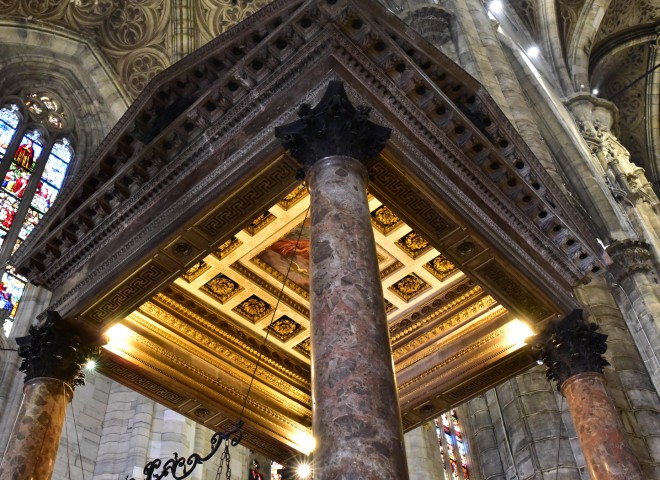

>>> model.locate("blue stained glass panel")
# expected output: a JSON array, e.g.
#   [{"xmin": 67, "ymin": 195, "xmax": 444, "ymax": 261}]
[
  {"xmin": 0, "ymin": 104, "xmax": 19, "ymax": 159},
  {"xmin": 0, "ymin": 121, "xmax": 16, "ymax": 158},
  {"xmin": 31, "ymin": 180, "xmax": 58, "ymax": 213},
  {"xmin": 42, "ymin": 153, "xmax": 67, "ymax": 189},
  {"xmin": 50, "ymin": 139, "xmax": 72, "ymax": 164}
]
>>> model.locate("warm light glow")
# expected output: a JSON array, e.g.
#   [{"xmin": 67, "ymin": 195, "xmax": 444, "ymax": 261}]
[
  {"xmin": 296, "ymin": 462, "xmax": 312, "ymax": 480},
  {"xmin": 84, "ymin": 359, "xmax": 97, "ymax": 371},
  {"xmin": 293, "ymin": 431, "xmax": 315, "ymax": 455},
  {"xmin": 506, "ymin": 319, "xmax": 535, "ymax": 347},
  {"xmin": 104, "ymin": 324, "xmax": 133, "ymax": 348},
  {"xmin": 489, "ymin": 0, "xmax": 503, "ymax": 13},
  {"xmin": 527, "ymin": 46, "xmax": 540, "ymax": 58}
]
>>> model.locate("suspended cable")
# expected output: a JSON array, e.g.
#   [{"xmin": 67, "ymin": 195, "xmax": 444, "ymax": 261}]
[
  {"xmin": 606, "ymin": 62, "xmax": 660, "ymax": 101},
  {"xmin": 70, "ymin": 397, "xmax": 86, "ymax": 480},
  {"xmin": 555, "ymin": 395, "xmax": 564, "ymax": 480},
  {"xmin": 237, "ymin": 199, "xmax": 311, "ymax": 422},
  {"xmin": 64, "ymin": 383, "xmax": 71, "ymax": 480}
]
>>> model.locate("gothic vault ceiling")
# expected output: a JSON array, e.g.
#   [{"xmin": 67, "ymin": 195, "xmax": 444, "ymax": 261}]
[
  {"xmin": 101, "ymin": 184, "xmax": 534, "ymax": 462},
  {"xmin": 507, "ymin": 0, "xmax": 660, "ymax": 193}
]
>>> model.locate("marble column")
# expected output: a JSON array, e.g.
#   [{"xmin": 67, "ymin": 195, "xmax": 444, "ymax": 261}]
[
  {"xmin": 534, "ymin": 309, "xmax": 643, "ymax": 480},
  {"xmin": 276, "ymin": 81, "xmax": 408, "ymax": 480},
  {"xmin": 0, "ymin": 311, "xmax": 99, "ymax": 480}
]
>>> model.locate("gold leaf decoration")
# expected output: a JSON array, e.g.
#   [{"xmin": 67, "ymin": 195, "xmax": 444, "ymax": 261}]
[
  {"xmin": 389, "ymin": 274, "xmax": 430, "ymax": 301},
  {"xmin": 213, "ymin": 237, "xmax": 242, "ymax": 260},
  {"xmin": 266, "ymin": 316, "xmax": 302, "ymax": 341},
  {"xmin": 201, "ymin": 273, "xmax": 243, "ymax": 304},
  {"xmin": 294, "ymin": 337, "xmax": 311, "ymax": 357},
  {"xmin": 244, "ymin": 211, "xmax": 276, "ymax": 236},
  {"xmin": 278, "ymin": 185, "xmax": 308, "ymax": 209},
  {"xmin": 233, "ymin": 295, "xmax": 272, "ymax": 322},
  {"xmin": 396, "ymin": 231, "xmax": 433, "ymax": 258},
  {"xmin": 384, "ymin": 298, "xmax": 397, "ymax": 314},
  {"xmin": 424, "ymin": 254, "xmax": 458, "ymax": 281},
  {"xmin": 182, "ymin": 260, "xmax": 211, "ymax": 282},
  {"xmin": 370, "ymin": 205, "xmax": 402, "ymax": 234}
]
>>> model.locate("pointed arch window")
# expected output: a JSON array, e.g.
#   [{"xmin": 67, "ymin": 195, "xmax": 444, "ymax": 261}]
[
  {"xmin": 435, "ymin": 410, "xmax": 471, "ymax": 480},
  {"xmin": 0, "ymin": 92, "xmax": 75, "ymax": 335}
]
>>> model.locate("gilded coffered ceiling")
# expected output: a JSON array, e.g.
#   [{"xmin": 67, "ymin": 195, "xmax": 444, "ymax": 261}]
[{"xmin": 102, "ymin": 184, "xmax": 532, "ymax": 461}]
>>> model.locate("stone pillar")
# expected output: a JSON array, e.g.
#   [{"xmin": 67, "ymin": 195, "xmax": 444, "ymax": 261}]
[
  {"xmin": 0, "ymin": 311, "xmax": 99, "ymax": 480},
  {"xmin": 607, "ymin": 240, "xmax": 660, "ymax": 392},
  {"xmin": 534, "ymin": 309, "xmax": 643, "ymax": 480},
  {"xmin": 404, "ymin": 422, "xmax": 444, "ymax": 480},
  {"xmin": 276, "ymin": 81, "xmax": 408, "ymax": 480}
]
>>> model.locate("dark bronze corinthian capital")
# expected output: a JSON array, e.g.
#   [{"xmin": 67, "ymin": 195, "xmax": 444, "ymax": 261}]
[
  {"xmin": 533, "ymin": 309, "xmax": 610, "ymax": 391},
  {"xmin": 16, "ymin": 310, "xmax": 100, "ymax": 389},
  {"xmin": 274, "ymin": 81, "xmax": 391, "ymax": 168}
]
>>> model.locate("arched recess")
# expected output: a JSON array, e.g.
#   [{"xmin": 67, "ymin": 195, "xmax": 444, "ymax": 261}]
[
  {"xmin": 9, "ymin": 0, "xmax": 609, "ymax": 460},
  {"xmin": 590, "ymin": 32, "xmax": 660, "ymax": 188},
  {"xmin": 0, "ymin": 19, "xmax": 131, "ymax": 167},
  {"xmin": 499, "ymin": 30, "xmax": 632, "ymax": 242},
  {"xmin": 567, "ymin": 0, "xmax": 612, "ymax": 91}
]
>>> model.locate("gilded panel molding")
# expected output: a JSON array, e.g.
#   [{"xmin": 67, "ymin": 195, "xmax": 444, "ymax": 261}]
[
  {"xmin": 152, "ymin": 293, "xmax": 311, "ymax": 385},
  {"xmin": 103, "ymin": 360, "xmax": 185, "ymax": 404},
  {"xmin": 129, "ymin": 313, "xmax": 312, "ymax": 421},
  {"xmin": 140, "ymin": 301, "xmax": 312, "ymax": 404}
]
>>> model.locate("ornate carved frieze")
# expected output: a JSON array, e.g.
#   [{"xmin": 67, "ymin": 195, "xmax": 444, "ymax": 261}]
[
  {"xmin": 533, "ymin": 309, "xmax": 609, "ymax": 391},
  {"xmin": 266, "ymin": 316, "xmax": 303, "ymax": 342},
  {"xmin": 182, "ymin": 260, "xmax": 211, "ymax": 282},
  {"xmin": 607, "ymin": 239, "xmax": 655, "ymax": 282},
  {"xmin": 274, "ymin": 81, "xmax": 391, "ymax": 169},
  {"xmin": 16, "ymin": 311, "xmax": 100, "ymax": 388},
  {"xmin": 213, "ymin": 237, "xmax": 243, "ymax": 260}
]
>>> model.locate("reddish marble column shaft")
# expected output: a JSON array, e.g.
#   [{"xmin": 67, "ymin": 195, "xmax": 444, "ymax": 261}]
[
  {"xmin": 561, "ymin": 372, "xmax": 643, "ymax": 480},
  {"xmin": 0, "ymin": 378, "xmax": 72, "ymax": 480},
  {"xmin": 308, "ymin": 156, "xmax": 409, "ymax": 480}
]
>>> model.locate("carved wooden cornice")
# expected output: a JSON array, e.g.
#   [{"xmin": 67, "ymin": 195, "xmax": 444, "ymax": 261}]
[{"xmin": 11, "ymin": 0, "xmax": 600, "ymax": 329}]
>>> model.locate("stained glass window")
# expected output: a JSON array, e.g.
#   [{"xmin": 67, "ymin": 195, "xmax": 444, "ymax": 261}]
[
  {"xmin": 0, "ymin": 93, "xmax": 74, "ymax": 336},
  {"xmin": 435, "ymin": 410, "xmax": 471, "ymax": 480}
]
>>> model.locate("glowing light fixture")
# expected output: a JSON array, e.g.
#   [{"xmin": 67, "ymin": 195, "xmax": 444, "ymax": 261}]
[
  {"xmin": 489, "ymin": 0, "xmax": 503, "ymax": 13},
  {"xmin": 527, "ymin": 46, "xmax": 540, "ymax": 58},
  {"xmin": 104, "ymin": 323, "xmax": 133, "ymax": 348},
  {"xmin": 84, "ymin": 359, "xmax": 97, "ymax": 371},
  {"xmin": 297, "ymin": 462, "xmax": 312, "ymax": 480},
  {"xmin": 294, "ymin": 431, "xmax": 316, "ymax": 456},
  {"xmin": 592, "ymin": 88, "xmax": 599, "ymax": 95},
  {"xmin": 506, "ymin": 319, "xmax": 535, "ymax": 347}
]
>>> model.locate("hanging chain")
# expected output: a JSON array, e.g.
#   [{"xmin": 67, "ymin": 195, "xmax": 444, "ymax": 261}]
[{"xmin": 214, "ymin": 438, "xmax": 232, "ymax": 480}]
